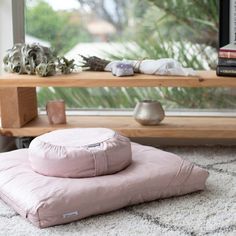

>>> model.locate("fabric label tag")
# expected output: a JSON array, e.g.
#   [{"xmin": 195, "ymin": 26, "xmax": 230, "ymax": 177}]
[
  {"xmin": 87, "ymin": 143, "xmax": 101, "ymax": 148},
  {"xmin": 63, "ymin": 211, "xmax": 79, "ymax": 218}
]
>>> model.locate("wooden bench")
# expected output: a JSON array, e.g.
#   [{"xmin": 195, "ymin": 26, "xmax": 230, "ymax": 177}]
[{"xmin": 0, "ymin": 71, "xmax": 236, "ymax": 139}]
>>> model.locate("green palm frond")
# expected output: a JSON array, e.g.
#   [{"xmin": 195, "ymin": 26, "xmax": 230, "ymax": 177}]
[{"xmin": 37, "ymin": 0, "xmax": 236, "ymax": 110}]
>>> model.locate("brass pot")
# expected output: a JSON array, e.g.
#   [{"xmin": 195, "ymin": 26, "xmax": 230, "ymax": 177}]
[{"xmin": 133, "ymin": 100, "xmax": 165, "ymax": 125}]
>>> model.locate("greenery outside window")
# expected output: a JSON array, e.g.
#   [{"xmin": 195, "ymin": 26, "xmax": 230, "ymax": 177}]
[{"xmin": 7, "ymin": 0, "xmax": 236, "ymax": 113}]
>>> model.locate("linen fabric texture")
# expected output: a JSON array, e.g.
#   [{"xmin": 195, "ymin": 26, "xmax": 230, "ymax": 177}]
[
  {"xmin": 29, "ymin": 128, "xmax": 132, "ymax": 178},
  {"xmin": 0, "ymin": 142, "xmax": 208, "ymax": 228},
  {"xmin": 105, "ymin": 58, "xmax": 196, "ymax": 76}
]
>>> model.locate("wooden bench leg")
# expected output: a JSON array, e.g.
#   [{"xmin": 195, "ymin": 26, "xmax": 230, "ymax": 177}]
[{"xmin": 0, "ymin": 87, "xmax": 38, "ymax": 128}]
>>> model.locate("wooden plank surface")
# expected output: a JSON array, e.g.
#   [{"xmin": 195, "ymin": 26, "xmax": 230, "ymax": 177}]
[
  {"xmin": 1, "ymin": 115, "xmax": 236, "ymax": 138},
  {"xmin": 0, "ymin": 87, "xmax": 38, "ymax": 128},
  {"xmin": 0, "ymin": 71, "xmax": 236, "ymax": 88}
]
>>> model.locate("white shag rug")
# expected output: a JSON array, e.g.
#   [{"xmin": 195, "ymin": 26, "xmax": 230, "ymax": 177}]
[{"xmin": 0, "ymin": 146, "xmax": 235, "ymax": 236}]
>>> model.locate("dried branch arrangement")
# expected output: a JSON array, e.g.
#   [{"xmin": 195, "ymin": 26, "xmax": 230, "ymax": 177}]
[{"xmin": 80, "ymin": 55, "xmax": 111, "ymax": 71}]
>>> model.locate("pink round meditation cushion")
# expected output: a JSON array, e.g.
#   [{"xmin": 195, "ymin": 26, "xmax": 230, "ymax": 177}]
[{"xmin": 29, "ymin": 128, "xmax": 132, "ymax": 178}]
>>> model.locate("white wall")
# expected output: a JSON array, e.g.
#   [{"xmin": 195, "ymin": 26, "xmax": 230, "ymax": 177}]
[
  {"xmin": 0, "ymin": 0, "xmax": 17, "ymax": 151},
  {"xmin": 0, "ymin": 0, "xmax": 13, "ymax": 74}
]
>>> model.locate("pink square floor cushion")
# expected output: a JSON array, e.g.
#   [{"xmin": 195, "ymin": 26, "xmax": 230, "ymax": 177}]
[{"xmin": 0, "ymin": 142, "xmax": 209, "ymax": 228}]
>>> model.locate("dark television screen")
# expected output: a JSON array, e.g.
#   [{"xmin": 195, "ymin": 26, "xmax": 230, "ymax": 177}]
[
  {"xmin": 219, "ymin": 0, "xmax": 230, "ymax": 47},
  {"xmin": 219, "ymin": 0, "xmax": 236, "ymax": 47}
]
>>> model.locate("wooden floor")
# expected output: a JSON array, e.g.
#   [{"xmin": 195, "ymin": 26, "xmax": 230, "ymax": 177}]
[{"xmin": 1, "ymin": 115, "xmax": 236, "ymax": 139}]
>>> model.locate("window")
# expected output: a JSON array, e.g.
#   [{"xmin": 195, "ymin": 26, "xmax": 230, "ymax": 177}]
[{"xmin": 6, "ymin": 0, "xmax": 236, "ymax": 113}]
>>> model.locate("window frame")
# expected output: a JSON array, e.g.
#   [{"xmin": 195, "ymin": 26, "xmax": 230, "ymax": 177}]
[{"xmin": 12, "ymin": 0, "xmax": 25, "ymax": 44}]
